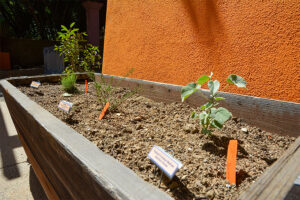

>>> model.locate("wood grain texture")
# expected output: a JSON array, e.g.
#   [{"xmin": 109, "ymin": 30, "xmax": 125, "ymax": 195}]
[
  {"xmin": 17, "ymin": 131, "xmax": 59, "ymax": 200},
  {"xmin": 99, "ymin": 74, "xmax": 300, "ymax": 137},
  {"xmin": 6, "ymin": 73, "xmax": 90, "ymax": 86},
  {"xmin": 238, "ymin": 137, "xmax": 300, "ymax": 200}
]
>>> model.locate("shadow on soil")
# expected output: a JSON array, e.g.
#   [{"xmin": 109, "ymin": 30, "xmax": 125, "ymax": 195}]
[
  {"xmin": 161, "ymin": 175, "xmax": 197, "ymax": 200},
  {"xmin": 202, "ymin": 135, "xmax": 249, "ymax": 158},
  {"xmin": 236, "ymin": 169, "xmax": 250, "ymax": 186}
]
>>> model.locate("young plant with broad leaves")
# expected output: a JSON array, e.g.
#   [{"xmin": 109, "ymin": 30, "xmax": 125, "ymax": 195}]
[{"xmin": 181, "ymin": 73, "xmax": 247, "ymax": 134}]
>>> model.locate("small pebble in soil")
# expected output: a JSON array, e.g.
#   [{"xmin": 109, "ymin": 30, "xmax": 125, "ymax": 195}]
[{"xmin": 241, "ymin": 127, "xmax": 248, "ymax": 133}]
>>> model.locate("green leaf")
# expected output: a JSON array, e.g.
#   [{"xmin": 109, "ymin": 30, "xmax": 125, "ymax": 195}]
[
  {"xmin": 201, "ymin": 128, "xmax": 213, "ymax": 134},
  {"xmin": 201, "ymin": 102, "xmax": 213, "ymax": 110},
  {"xmin": 70, "ymin": 22, "xmax": 75, "ymax": 28},
  {"xmin": 211, "ymin": 120, "xmax": 223, "ymax": 129},
  {"xmin": 203, "ymin": 113, "xmax": 209, "ymax": 125},
  {"xmin": 199, "ymin": 112, "xmax": 208, "ymax": 125},
  {"xmin": 211, "ymin": 107, "xmax": 232, "ymax": 125},
  {"xmin": 61, "ymin": 25, "xmax": 68, "ymax": 32},
  {"xmin": 45, "ymin": 7, "xmax": 51, "ymax": 14},
  {"xmin": 196, "ymin": 75, "xmax": 210, "ymax": 85},
  {"xmin": 215, "ymin": 97, "xmax": 225, "ymax": 101},
  {"xmin": 208, "ymin": 80, "xmax": 220, "ymax": 96},
  {"xmin": 227, "ymin": 74, "xmax": 247, "ymax": 88},
  {"xmin": 181, "ymin": 83, "xmax": 200, "ymax": 102},
  {"xmin": 191, "ymin": 112, "xmax": 198, "ymax": 119}
]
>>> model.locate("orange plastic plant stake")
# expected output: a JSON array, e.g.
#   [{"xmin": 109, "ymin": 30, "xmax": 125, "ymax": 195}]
[
  {"xmin": 85, "ymin": 80, "xmax": 87, "ymax": 93},
  {"xmin": 99, "ymin": 102, "xmax": 110, "ymax": 120},
  {"xmin": 226, "ymin": 140, "xmax": 238, "ymax": 185}
]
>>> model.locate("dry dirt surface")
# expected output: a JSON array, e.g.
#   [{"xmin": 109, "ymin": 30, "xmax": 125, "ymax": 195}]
[{"xmin": 19, "ymin": 82, "xmax": 295, "ymax": 200}]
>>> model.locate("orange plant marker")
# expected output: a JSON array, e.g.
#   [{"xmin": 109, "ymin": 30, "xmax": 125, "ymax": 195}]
[
  {"xmin": 226, "ymin": 140, "xmax": 238, "ymax": 185},
  {"xmin": 98, "ymin": 102, "xmax": 110, "ymax": 120},
  {"xmin": 85, "ymin": 80, "xmax": 87, "ymax": 93}
]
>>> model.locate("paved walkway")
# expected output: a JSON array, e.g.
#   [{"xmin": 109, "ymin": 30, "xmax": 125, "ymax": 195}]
[{"xmin": 0, "ymin": 95, "xmax": 47, "ymax": 200}]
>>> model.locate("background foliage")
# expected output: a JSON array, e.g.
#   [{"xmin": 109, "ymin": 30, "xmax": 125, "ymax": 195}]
[{"xmin": 0, "ymin": 0, "xmax": 106, "ymax": 40}]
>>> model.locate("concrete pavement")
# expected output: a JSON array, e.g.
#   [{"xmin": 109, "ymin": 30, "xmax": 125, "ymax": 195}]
[{"xmin": 0, "ymin": 95, "xmax": 47, "ymax": 200}]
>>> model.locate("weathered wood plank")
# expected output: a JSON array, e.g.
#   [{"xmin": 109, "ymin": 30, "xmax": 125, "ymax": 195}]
[
  {"xmin": 17, "ymin": 131, "xmax": 59, "ymax": 200},
  {"xmin": 6, "ymin": 73, "xmax": 90, "ymax": 86},
  {"xmin": 99, "ymin": 74, "xmax": 300, "ymax": 137},
  {"xmin": 238, "ymin": 137, "xmax": 300, "ymax": 200},
  {"xmin": 4, "ymin": 87, "xmax": 73, "ymax": 199}
]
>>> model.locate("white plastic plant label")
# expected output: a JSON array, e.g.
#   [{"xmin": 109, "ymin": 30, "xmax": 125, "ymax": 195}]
[
  {"xmin": 58, "ymin": 100, "xmax": 73, "ymax": 113},
  {"xmin": 30, "ymin": 81, "xmax": 41, "ymax": 88},
  {"xmin": 148, "ymin": 145, "xmax": 183, "ymax": 179}
]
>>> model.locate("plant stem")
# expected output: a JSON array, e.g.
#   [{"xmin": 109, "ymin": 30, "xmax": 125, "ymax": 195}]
[
  {"xmin": 222, "ymin": 84, "xmax": 230, "ymax": 91},
  {"xmin": 196, "ymin": 89, "xmax": 209, "ymax": 101}
]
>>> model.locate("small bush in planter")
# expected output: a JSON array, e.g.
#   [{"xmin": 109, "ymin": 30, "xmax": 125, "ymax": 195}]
[
  {"xmin": 55, "ymin": 23, "xmax": 139, "ymax": 111},
  {"xmin": 55, "ymin": 22, "xmax": 101, "ymax": 93},
  {"xmin": 96, "ymin": 68, "xmax": 140, "ymax": 112},
  {"xmin": 55, "ymin": 22, "xmax": 101, "ymax": 73},
  {"xmin": 181, "ymin": 73, "xmax": 247, "ymax": 134},
  {"xmin": 61, "ymin": 73, "xmax": 77, "ymax": 93}
]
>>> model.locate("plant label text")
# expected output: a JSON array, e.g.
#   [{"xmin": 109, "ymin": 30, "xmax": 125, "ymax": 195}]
[
  {"xmin": 30, "ymin": 81, "xmax": 41, "ymax": 88},
  {"xmin": 148, "ymin": 145, "xmax": 183, "ymax": 179},
  {"xmin": 58, "ymin": 100, "xmax": 73, "ymax": 113}
]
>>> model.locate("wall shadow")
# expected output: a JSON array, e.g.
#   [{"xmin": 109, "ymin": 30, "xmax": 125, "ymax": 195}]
[
  {"xmin": 181, "ymin": 0, "xmax": 225, "ymax": 45},
  {"xmin": 0, "ymin": 105, "xmax": 21, "ymax": 179}
]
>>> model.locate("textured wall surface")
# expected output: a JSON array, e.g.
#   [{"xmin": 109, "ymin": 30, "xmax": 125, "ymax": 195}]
[{"xmin": 103, "ymin": 0, "xmax": 300, "ymax": 102}]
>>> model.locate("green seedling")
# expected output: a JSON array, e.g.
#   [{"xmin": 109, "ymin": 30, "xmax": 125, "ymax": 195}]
[
  {"xmin": 181, "ymin": 73, "xmax": 247, "ymax": 134},
  {"xmin": 88, "ymin": 68, "xmax": 140, "ymax": 112},
  {"xmin": 61, "ymin": 73, "xmax": 77, "ymax": 93}
]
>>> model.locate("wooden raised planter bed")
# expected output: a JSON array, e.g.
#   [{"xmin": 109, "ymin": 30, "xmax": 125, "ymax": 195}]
[{"xmin": 0, "ymin": 74, "xmax": 299, "ymax": 200}]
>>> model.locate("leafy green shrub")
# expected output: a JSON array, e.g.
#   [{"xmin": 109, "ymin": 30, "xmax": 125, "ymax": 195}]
[
  {"xmin": 54, "ymin": 22, "xmax": 101, "ymax": 74},
  {"xmin": 55, "ymin": 22, "xmax": 101, "ymax": 93},
  {"xmin": 55, "ymin": 22, "xmax": 137, "ymax": 111},
  {"xmin": 61, "ymin": 73, "xmax": 77, "ymax": 93},
  {"xmin": 181, "ymin": 73, "xmax": 247, "ymax": 134}
]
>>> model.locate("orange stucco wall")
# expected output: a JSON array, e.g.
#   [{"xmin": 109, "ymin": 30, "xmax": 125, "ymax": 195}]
[{"xmin": 103, "ymin": 1, "xmax": 300, "ymax": 103}]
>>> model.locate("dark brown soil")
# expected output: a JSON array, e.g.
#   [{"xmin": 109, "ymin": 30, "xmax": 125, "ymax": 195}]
[{"xmin": 18, "ymin": 82, "xmax": 295, "ymax": 200}]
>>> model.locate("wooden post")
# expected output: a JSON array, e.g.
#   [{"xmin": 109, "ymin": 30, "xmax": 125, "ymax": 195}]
[{"xmin": 82, "ymin": 1, "xmax": 104, "ymax": 47}]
